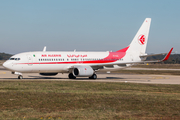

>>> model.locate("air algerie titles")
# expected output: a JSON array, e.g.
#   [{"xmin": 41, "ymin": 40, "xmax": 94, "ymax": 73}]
[
  {"xmin": 41, "ymin": 54, "xmax": 88, "ymax": 58},
  {"xmin": 41, "ymin": 54, "xmax": 61, "ymax": 57},
  {"xmin": 67, "ymin": 54, "xmax": 87, "ymax": 58}
]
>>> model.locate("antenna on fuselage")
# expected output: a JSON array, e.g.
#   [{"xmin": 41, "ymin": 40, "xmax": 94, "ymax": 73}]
[{"xmin": 43, "ymin": 46, "xmax": 46, "ymax": 52}]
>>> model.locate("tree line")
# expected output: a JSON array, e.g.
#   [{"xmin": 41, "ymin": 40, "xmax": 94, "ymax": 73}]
[{"xmin": 0, "ymin": 53, "xmax": 12, "ymax": 60}]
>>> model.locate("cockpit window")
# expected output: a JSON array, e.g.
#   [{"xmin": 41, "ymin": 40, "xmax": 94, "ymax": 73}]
[
  {"xmin": 9, "ymin": 58, "xmax": 15, "ymax": 60},
  {"xmin": 9, "ymin": 58, "xmax": 20, "ymax": 60}
]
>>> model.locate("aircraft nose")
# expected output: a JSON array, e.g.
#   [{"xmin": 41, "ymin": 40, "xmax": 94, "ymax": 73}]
[{"xmin": 3, "ymin": 61, "xmax": 12, "ymax": 70}]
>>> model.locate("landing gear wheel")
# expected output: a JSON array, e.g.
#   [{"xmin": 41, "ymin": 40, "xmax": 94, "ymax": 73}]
[
  {"xmin": 89, "ymin": 74, "xmax": 97, "ymax": 79},
  {"xmin": 68, "ymin": 73, "xmax": 76, "ymax": 79},
  {"xmin": 18, "ymin": 75, "xmax": 23, "ymax": 79}
]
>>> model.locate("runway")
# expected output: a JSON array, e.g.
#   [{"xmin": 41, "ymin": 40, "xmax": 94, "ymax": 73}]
[{"xmin": 0, "ymin": 67, "xmax": 180, "ymax": 84}]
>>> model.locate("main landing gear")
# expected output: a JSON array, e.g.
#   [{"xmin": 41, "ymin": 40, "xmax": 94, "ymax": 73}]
[
  {"xmin": 18, "ymin": 75, "xmax": 23, "ymax": 79},
  {"xmin": 89, "ymin": 74, "xmax": 97, "ymax": 79},
  {"xmin": 68, "ymin": 73, "xmax": 76, "ymax": 79}
]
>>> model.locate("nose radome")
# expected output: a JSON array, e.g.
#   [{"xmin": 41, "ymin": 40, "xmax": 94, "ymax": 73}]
[
  {"xmin": 3, "ymin": 61, "xmax": 11, "ymax": 70},
  {"xmin": 3, "ymin": 61, "xmax": 7, "ymax": 68}
]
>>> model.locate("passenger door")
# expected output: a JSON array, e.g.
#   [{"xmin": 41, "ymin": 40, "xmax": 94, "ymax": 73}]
[{"xmin": 27, "ymin": 54, "xmax": 33, "ymax": 66}]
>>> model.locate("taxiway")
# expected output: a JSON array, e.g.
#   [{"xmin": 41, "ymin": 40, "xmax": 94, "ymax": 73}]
[{"xmin": 0, "ymin": 66, "xmax": 180, "ymax": 84}]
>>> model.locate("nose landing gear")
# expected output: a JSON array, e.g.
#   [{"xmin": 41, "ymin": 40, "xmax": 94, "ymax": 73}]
[{"xmin": 12, "ymin": 72, "xmax": 23, "ymax": 79}]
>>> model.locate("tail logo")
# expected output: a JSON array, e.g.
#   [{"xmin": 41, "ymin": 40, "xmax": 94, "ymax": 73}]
[{"xmin": 138, "ymin": 34, "xmax": 146, "ymax": 45}]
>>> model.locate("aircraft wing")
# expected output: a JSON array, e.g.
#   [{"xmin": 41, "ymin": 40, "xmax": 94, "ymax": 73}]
[
  {"xmin": 140, "ymin": 48, "xmax": 174, "ymax": 59},
  {"xmin": 143, "ymin": 47, "xmax": 173, "ymax": 62},
  {"xmin": 121, "ymin": 47, "xmax": 173, "ymax": 64},
  {"xmin": 140, "ymin": 53, "xmax": 167, "ymax": 58},
  {"xmin": 91, "ymin": 48, "xmax": 173, "ymax": 70}
]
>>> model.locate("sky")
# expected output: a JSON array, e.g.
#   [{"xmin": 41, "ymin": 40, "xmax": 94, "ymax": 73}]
[{"xmin": 0, "ymin": 0, "xmax": 180, "ymax": 54}]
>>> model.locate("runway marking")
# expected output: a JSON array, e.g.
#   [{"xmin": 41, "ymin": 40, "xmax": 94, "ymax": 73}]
[
  {"xmin": 0, "ymin": 72, "xmax": 6, "ymax": 74},
  {"xmin": 152, "ymin": 76, "xmax": 169, "ymax": 79}
]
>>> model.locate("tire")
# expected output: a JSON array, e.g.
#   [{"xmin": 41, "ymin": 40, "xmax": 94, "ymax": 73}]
[
  {"xmin": 68, "ymin": 73, "xmax": 76, "ymax": 79},
  {"xmin": 89, "ymin": 74, "xmax": 97, "ymax": 79},
  {"xmin": 18, "ymin": 75, "xmax": 23, "ymax": 79}
]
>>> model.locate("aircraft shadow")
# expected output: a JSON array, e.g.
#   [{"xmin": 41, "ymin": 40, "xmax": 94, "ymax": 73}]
[
  {"xmin": 0, "ymin": 77, "xmax": 125, "ymax": 80},
  {"xmin": 25, "ymin": 76, "xmax": 125, "ymax": 80},
  {"xmin": 106, "ymin": 77, "xmax": 125, "ymax": 79}
]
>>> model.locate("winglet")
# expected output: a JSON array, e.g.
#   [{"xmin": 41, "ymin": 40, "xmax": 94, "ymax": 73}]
[
  {"xmin": 43, "ymin": 46, "xmax": 46, "ymax": 52},
  {"xmin": 162, "ymin": 47, "xmax": 173, "ymax": 61}
]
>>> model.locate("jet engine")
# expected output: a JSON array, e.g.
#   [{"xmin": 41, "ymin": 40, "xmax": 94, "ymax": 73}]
[{"xmin": 72, "ymin": 66, "xmax": 94, "ymax": 77}]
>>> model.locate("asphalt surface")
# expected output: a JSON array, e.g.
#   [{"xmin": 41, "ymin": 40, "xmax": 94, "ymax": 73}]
[
  {"xmin": 0, "ymin": 66, "xmax": 180, "ymax": 84},
  {"xmin": 126, "ymin": 67, "xmax": 180, "ymax": 71}
]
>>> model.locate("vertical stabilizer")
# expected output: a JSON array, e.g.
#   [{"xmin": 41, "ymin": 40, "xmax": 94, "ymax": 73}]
[{"xmin": 126, "ymin": 18, "xmax": 151, "ymax": 56}]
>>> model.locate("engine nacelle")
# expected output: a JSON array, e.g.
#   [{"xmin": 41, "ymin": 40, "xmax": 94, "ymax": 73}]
[
  {"xmin": 73, "ymin": 66, "xmax": 94, "ymax": 77},
  {"xmin": 40, "ymin": 73, "xmax": 58, "ymax": 76}
]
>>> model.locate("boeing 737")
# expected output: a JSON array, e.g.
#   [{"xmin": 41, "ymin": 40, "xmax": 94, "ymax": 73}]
[{"xmin": 3, "ymin": 18, "xmax": 173, "ymax": 79}]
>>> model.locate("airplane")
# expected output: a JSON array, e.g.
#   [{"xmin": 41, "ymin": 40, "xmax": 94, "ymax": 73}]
[{"xmin": 3, "ymin": 18, "xmax": 173, "ymax": 79}]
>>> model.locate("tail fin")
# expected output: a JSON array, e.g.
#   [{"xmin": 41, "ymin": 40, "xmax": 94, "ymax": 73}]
[{"xmin": 126, "ymin": 18, "xmax": 151, "ymax": 56}]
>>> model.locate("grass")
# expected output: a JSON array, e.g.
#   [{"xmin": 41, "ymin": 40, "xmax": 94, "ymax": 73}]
[
  {"xmin": 133, "ymin": 64, "xmax": 180, "ymax": 69},
  {"xmin": 0, "ymin": 81, "xmax": 180, "ymax": 119},
  {"xmin": 113, "ymin": 70, "xmax": 180, "ymax": 75},
  {"xmin": 111, "ymin": 64, "xmax": 180, "ymax": 75}
]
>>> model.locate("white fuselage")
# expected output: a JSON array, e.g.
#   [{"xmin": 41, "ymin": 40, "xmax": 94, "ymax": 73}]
[{"xmin": 3, "ymin": 50, "xmax": 136, "ymax": 73}]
